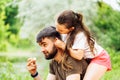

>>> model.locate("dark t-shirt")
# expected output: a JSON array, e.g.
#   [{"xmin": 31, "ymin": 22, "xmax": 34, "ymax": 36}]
[{"xmin": 49, "ymin": 56, "xmax": 88, "ymax": 80}]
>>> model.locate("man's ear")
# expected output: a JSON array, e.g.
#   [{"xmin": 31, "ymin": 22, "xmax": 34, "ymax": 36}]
[{"xmin": 54, "ymin": 38, "xmax": 58, "ymax": 42}]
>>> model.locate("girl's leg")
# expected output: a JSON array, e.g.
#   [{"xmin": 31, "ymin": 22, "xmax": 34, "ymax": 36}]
[{"xmin": 83, "ymin": 63, "xmax": 107, "ymax": 80}]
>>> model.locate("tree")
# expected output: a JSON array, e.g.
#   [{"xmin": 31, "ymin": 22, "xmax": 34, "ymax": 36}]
[
  {"xmin": 92, "ymin": 1, "xmax": 120, "ymax": 51},
  {"xmin": 17, "ymin": 0, "xmax": 97, "ymax": 39},
  {"xmin": 0, "ymin": 0, "xmax": 11, "ymax": 51},
  {"xmin": 0, "ymin": 0, "xmax": 20, "ymax": 51}
]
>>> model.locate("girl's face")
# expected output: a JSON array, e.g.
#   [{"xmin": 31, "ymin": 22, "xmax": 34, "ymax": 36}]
[{"xmin": 55, "ymin": 22, "xmax": 74, "ymax": 34}]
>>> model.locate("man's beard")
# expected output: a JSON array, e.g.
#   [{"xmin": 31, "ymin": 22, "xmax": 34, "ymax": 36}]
[{"xmin": 45, "ymin": 45, "xmax": 57, "ymax": 60}]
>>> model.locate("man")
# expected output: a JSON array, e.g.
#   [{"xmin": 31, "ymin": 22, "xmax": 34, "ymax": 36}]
[{"xmin": 27, "ymin": 26, "xmax": 88, "ymax": 80}]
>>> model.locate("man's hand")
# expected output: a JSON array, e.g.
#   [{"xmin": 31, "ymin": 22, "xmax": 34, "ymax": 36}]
[{"xmin": 27, "ymin": 58, "xmax": 37, "ymax": 75}]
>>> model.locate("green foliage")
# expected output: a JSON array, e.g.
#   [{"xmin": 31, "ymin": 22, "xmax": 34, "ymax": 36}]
[
  {"xmin": 4, "ymin": 2, "xmax": 21, "ymax": 47},
  {"xmin": 0, "ymin": 61, "xmax": 32, "ymax": 80},
  {"xmin": 5, "ymin": 4, "xmax": 18, "ymax": 26},
  {"xmin": 0, "ymin": 55, "xmax": 8, "ymax": 62},
  {"xmin": 0, "ymin": 0, "xmax": 11, "ymax": 51},
  {"xmin": 92, "ymin": 2, "xmax": 120, "ymax": 51},
  {"xmin": 0, "ymin": 55, "xmax": 28, "ymax": 63},
  {"xmin": 4, "ymin": 3, "xmax": 20, "ymax": 35},
  {"xmin": 15, "ymin": 38, "xmax": 33, "ymax": 49},
  {"xmin": 9, "ymin": 34, "xmax": 19, "ymax": 45},
  {"xmin": 0, "ymin": 0, "xmax": 32, "ymax": 51}
]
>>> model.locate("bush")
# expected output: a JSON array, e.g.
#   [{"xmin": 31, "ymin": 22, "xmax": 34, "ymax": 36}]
[{"xmin": 92, "ymin": 2, "xmax": 120, "ymax": 51}]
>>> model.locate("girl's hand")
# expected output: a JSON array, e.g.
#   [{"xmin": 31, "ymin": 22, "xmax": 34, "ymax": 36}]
[
  {"xmin": 68, "ymin": 48, "xmax": 84, "ymax": 60},
  {"xmin": 27, "ymin": 58, "xmax": 37, "ymax": 75},
  {"xmin": 54, "ymin": 38, "xmax": 66, "ymax": 50},
  {"xmin": 68, "ymin": 48, "xmax": 72, "ymax": 52}
]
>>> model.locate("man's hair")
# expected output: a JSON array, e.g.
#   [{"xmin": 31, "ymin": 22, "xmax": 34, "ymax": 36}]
[{"xmin": 36, "ymin": 26, "xmax": 61, "ymax": 43}]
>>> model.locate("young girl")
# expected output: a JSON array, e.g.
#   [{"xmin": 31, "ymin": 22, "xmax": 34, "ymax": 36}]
[{"xmin": 54, "ymin": 10, "xmax": 111, "ymax": 80}]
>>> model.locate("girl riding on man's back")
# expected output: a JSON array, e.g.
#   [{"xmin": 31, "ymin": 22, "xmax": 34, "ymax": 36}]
[{"xmin": 54, "ymin": 10, "xmax": 111, "ymax": 80}]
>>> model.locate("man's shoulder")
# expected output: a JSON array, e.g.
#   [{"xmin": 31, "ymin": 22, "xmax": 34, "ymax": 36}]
[
  {"xmin": 49, "ymin": 59, "xmax": 57, "ymax": 66},
  {"xmin": 67, "ymin": 56, "xmax": 88, "ymax": 67}
]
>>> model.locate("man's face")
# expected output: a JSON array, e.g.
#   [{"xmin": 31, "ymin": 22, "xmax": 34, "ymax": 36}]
[{"xmin": 39, "ymin": 38, "xmax": 57, "ymax": 60}]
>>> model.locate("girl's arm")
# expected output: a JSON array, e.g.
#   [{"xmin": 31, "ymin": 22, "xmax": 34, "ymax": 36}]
[
  {"xmin": 68, "ymin": 32, "xmax": 87, "ymax": 60},
  {"xmin": 69, "ymin": 48, "xmax": 84, "ymax": 60},
  {"xmin": 54, "ymin": 38, "xmax": 84, "ymax": 60}
]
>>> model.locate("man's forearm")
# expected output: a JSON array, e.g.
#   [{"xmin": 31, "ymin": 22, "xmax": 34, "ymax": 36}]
[
  {"xmin": 31, "ymin": 72, "xmax": 43, "ymax": 80},
  {"xmin": 33, "ymin": 75, "xmax": 42, "ymax": 80},
  {"xmin": 66, "ymin": 74, "xmax": 80, "ymax": 80}
]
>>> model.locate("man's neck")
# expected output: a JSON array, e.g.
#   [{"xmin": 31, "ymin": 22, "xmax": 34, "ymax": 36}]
[{"xmin": 54, "ymin": 49, "xmax": 64, "ymax": 63}]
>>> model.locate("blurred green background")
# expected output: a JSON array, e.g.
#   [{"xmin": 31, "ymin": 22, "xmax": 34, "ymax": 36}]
[{"xmin": 0, "ymin": 0, "xmax": 120, "ymax": 80}]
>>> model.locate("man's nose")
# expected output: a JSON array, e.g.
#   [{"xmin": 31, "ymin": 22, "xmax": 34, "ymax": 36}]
[{"xmin": 41, "ymin": 47, "xmax": 45, "ymax": 52}]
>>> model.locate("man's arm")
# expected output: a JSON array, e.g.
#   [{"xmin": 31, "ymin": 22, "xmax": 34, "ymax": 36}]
[
  {"xmin": 32, "ymin": 73, "xmax": 56, "ymax": 80},
  {"xmin": 27, "ymin": 58, "xmax": 42, "ymax": 80},
  {"xmin": 66, "ymin": 74, "xmax": 80, "ymax": 80},
  {"xmin": 33, "ymin": 74, "xmax": 41, "ymax": 80},
  {"xmin": 27, "ymin": 58, "xmax": 56, "ymax": 80}
]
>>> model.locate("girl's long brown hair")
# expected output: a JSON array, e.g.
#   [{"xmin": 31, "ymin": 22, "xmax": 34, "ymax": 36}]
[
  {"xmin": 57, "ymin": 10, "xmax": 95, "ymax": 70},
  {"xmin": 57, "ymin": 10, "xmax": 94, "ymax": 70}
]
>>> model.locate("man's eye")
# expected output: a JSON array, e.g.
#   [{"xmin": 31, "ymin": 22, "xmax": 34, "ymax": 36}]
[{"xmin": 43, "ymin": 44, "xmax": 47, "ymax": 47}]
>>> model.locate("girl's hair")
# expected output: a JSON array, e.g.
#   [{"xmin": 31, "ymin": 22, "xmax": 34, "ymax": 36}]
[{"xmin": 57, "ymin": 10, "xmax": 95, "ymax": 54}]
